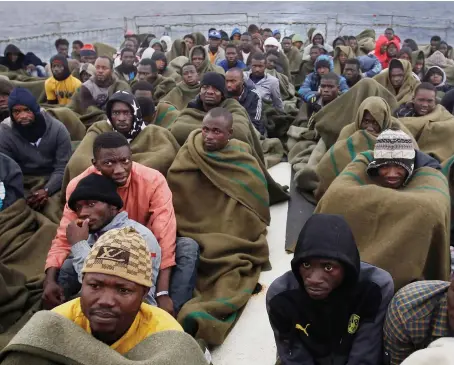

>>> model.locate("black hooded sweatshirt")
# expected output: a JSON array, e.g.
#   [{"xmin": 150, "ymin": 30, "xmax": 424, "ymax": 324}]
[
  {"xmin": 0, "ymin": 44, "xmax": 25, "ymax": 71},
  {"xmin": 266, "ymin": 214, "xmax": 394, "ymax": 365}
]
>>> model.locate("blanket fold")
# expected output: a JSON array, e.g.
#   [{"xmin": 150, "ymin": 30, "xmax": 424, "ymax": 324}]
[
  {"xmin": 168, "ymin": 130, "xmax": 270, "ymax": 345},
  {"xmin": 160, "ymin": 82, "xmax": 200, "ymax": 110}
]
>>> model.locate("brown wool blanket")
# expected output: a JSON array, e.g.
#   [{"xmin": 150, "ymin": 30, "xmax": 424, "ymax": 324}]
[
  {"xmin": 168, "ymin": 130, "xmax": 270, "ymax": 345},
  {"xmin": 0, "ymin": 311, "xmax": 208, "ymax": 365},
  {"xmin": 61, "ymin": 121, "xmax": 180, "ymax": 200},
  {"xmin": 400, "ymin": 104, "xmax": 454, "ymax": 163},
  {"xmin": 160, "ymin": 82, "xmax": 200, "ymax": 110},
  {"xmin": 315, "ymin": 152, "xmax": 451, "ymax": 290},
  {"xmin": 43, "ymin": 106, "xmax": 87, "ymax": 141}
]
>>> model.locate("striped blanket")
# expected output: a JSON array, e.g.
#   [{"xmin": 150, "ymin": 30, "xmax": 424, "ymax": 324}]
[{"xmin": 167, "ymin": 130, "xmax": 270, "ymax": 345}]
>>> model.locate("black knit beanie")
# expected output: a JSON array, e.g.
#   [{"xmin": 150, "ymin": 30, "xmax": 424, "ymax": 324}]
[
  {"xmin": 201, "ymin": 72, "xmax": 226, "ymax": 96},
  {"xmin": 68, "ymin": 173, "xmax": 124, "ymax": 211}
]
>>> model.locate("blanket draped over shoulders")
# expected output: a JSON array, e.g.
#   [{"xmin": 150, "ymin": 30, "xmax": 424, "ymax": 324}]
[
  {"xmin": 0, "ymin": 199, "xmax": 58, "ymax": 349},
  {"xmin": 0, "ymin": 311, "xmax": 208, "ymax": 365},
  {"xmin": 315, "ymin": 152, "xmax": 451, "ymax": 290},
  {"xmin": 61, "ymin": 121, "xmax": 180, "ymax": 200},
  {"xmin": 167, "ymin": 130, "xmax": 270, "ymax": 345},
  {"xmin": 400, "ymin": 104, "xmax": 454, "ymax": 163},
  {"xmin": 160, "ymin": 82, "xmax": 200, "ymax": 110}
]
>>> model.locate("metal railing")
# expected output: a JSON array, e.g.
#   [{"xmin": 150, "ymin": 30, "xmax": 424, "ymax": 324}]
[{"xmin": 1, "ymin": 12, "xmax": 453, "ymax": 62}]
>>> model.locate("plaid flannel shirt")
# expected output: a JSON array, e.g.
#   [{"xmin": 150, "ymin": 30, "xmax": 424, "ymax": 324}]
[{"xmin": 383, "ymin": 280, "xmax": 451, "ymax": 365}]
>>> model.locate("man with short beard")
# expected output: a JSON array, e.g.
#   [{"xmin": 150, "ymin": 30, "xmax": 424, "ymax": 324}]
[
  {"xmin": 0, "ymin": 78, "xmax": 13, "ymax": 122},
  {"xmin": 45, "ymin": 54, "xmax": 82, "ymax": 105},
  {"xmin": 238, "ymin": 32, "xmax": 257, "ymax": 66},
  {"xmin": 225, "ymin": 67, "xmax": 264, "ymax": 135},
  {"xmin": 114, "ymin": 48, "xmax": 137, "ymax": 84}
]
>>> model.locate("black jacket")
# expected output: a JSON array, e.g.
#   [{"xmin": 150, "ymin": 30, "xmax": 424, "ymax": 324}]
[
  {"xmin": 266, "ymin": 214, "xmax": 394, "ymax": 365},
  {"xmin": 237, "ymin": 80, "xmax": 265, "ymax": 135}
]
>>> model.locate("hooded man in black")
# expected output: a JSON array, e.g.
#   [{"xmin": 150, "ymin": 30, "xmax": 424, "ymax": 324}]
[
  {"xmin": 0, "ymin": 44, "xmax": 25, "ymax": 71},
  {"xmin": 266, "ymin": 214, "xmax": 394, "ymax": 365},
  {"xmin": 105, "ymin": 90, "xmax": 146, "ymax": 142}
]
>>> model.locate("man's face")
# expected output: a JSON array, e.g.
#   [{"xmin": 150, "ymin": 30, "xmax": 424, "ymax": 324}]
[
  {"xmin": 240, "ymin": 35, "xmax": 252, "ymax": 52},
  {"xmin": 320, "ymin": 79, "xmax": 339, "ymax": 103},
  {"xmin": 72, "ymin": 43, "xmax": 82, "ymax": 55},
  {"xmin": 152, "ymin": 43, "xmax": 163, "ymax": 52},
  {"xmin": 264, "ymin": 45, "xmax": 278, "ymax": 53},
  {"xmin": 200, "ymin": 84, "xmax": 222, "ymax": 106},
  {"xmin": 8, "ymin": 53, "xmax": 18, "ymax": 63},
  {"xmin": 439, "ymin": 43, "xmax": 449, "ymax": 57},
  {"xmin": 93, "ymin": 146, "xmax": 133, "ymax": 186},
  {"xmin": 274, "ymin": 34, "xmax": 281, "ymax": 42},
  {"xmin": 338, "ymin": 51, "xmax": 348, "ymax": 65},
  {"xmin": 349, "ymin": 39, "xmax": 358, "ymax": 51},
  {"xmin": 184, "ymin": 37, "xmax": 194, "ymax": 51},
  {"xmin": 11, "ymin": 105, "xmax": 35, "ymax": 126},
  {"xmin": 387, "ymin": 44, "xmax": 398, "ymax": 58},
  {"xmin": 73, "ymin": 200, "xmax": 117, "ymax": 233},
  {"xmin": 80, "ymin": 71, "xmax": 91, "ymax": 83},
  {"xmin": 110, "ymin": 101, "xmax": 133, "ymax": 136},
  {"xmin": 155, "ymin": 59, "xmax": 166, "ymax": 72},
  {"xmin": 413, "ymin": 89, "xmax": 436, "ymax": 116},
  {"xmin": 226, "ymin": 47, "xmax": 238, "ymax": 65},
  {"xmin": 431, "ymin": 39, "xmax": 441, "ymax": 52},
  {"xmin": 220, "ymin": 39, "xmax": 229, "ymax": 50},
  {"xmin": 413, "ymin": 61, "xmax": 424, "ymax": 74},
  {"xmin": 262, "ymin": 31, "xmax": 272, "ymax": 40},
  {"xmin": 161, "ymin": 40, "xmax": 168, "ymax": 52},
  {"xmin": 299, "ymin": 258, "xmax": 344, "ymax": 300},
  {"xmin": 225, "ymin": 71, "xmax": 243, "ymax": 96},
  {"xmin": 51, "ymin": 62, "xmax": 65, "ymax": 79},
  {"xmin": 0, "ymin": 93, "xmax": 9, "ymax": 112},
  {"xmin": 390, "ymin": 67, "xmax": 404, "ymax": 89},
  {"xmin": 360, "ymin": 110, "xmax": 381, "ymax": 137},
  {"xmin": 191, "ymin": 52, "xmax": 205, "ymax": 69},
  {"xmin": 377, "ymin": 164, "xmax": 408, "ymax": 189},
  {"xmin": 447, "ymin": 280, "xmax": 454, "ymax": 331},
  {"xmin": 182, "ymin": 65, "xmax": 199, "ymax": 86},
  {"xmin": 95, "ymin": 58, "xmax": 112, "ymax": 83},
  {"xmin": 123, "ymin": 40, "xmax": 136, "ymax": 54},
  {"xmin": 399, "ymin": 53, "xmax": 411, "ymax": 62},
  {"xmin": 293, "ymin": 41, "xmax": 303, "ymax": 50},
  {"xmin": 385, "ymin": 29, "xmax": 394, "ymax": 41},
  {"xmin": 282, "ymin": 39, "xmax": 292, "ymax": 52},
  {"xmin": 266, "ymin": 54, "xmax": 278, "ymax": 70},
  {"xmin": 209, "ymin": 37, "xmax": 221, "ymax": 50},
  {"xmin": 121, "ymin": 51, "xmax": 135, "ymax": 67},
  {"xmin": 251, "ymin": 59, "xmax": 266, "ymax": 77},
  {"xmin": 136, "ymin": 64, "xmax": 155, "ymax": 82},
  {"xmin": 429, "ymin": 72, "xmax": 443, "ymax": 86},
  {"xmin": 316, "ymin": 66, "xmax": 330, "ymax": 76},
  {"xmin": 81, "ymin": 55, "xmax": 97, "ymax": 65},
  {"xmin": 201, "ymin": 116, "xmax": 232, "ymax": 151},
  {"xmin": 232, "ymin": 34, "xmax": 241, "ymax": 41},
  {"xmin": 333, "ymin": 39, "xmax": 345, "ymax": 49},
  {"xmin": 310, "ymin": 48, "xmax": 321, "ymax": 62},
  {"xmin": 313, "ymin": 34, "xmax": 323, "ymax": 45},
  {"xmin": 343, "ymin": 63, "xmax": 359, "ymax": 82},
  {"xmin": 57, "ymin": 44, "xmax": 69, "ymax": 57},
  {"xmin": 81, "ymin": 273, "xmax": 146, "ymax": 344}
]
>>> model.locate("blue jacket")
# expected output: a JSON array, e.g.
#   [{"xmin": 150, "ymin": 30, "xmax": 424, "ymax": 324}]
[
  {"xmin": 358, "ymin": 55, "xmax": 382, "ymax": 78},
  {"xmin": 298, "ymin": 55, "xmax": 349, "ymax": 102},
  {"xmin": 217, "ymin": 59, "xmax": 247, "ymax": 72}
]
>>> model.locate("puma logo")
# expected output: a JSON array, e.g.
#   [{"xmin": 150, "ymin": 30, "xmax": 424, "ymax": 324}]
[{"xmin": 296, "ymin": 323, "xmax": 310, "ymax": 337}]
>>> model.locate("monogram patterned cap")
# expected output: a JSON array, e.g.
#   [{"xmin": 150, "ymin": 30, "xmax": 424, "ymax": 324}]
[{"xmin": 82, "ymin": 227, "xmax": 152, "ymax": 288}]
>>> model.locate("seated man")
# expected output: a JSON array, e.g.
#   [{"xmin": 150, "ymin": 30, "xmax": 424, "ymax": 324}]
[
  {"xmin": 78, "ymin": 62, "xmax": 96, "ymax": 83},
  {"xmin": 357, "ymin": 53, "xmax": 382, "ymax": 78},
  {"xmin": 225, "ymin": 67, "xmax": 265, "ymax": 135},
  {"xmin": 55, "ymin": 226, "xmax": 182, "ymax": 352},
  {"xmin": 132, "ymin": 82, "xmax": 179, "ymax": 128},
  {"xmin": 306, "ymin": 72, "xmax": 341, "ymax": 119},
  {"xmin": 373, "ymin": 59, "xmax": 420, "ymax": 106},
  {"xmin": 161, "ymin": 63, "xmax": 200, "ymax": 110},
  {"xmin": 204, "ymin": 29, "xmax": 225, "ymax": 65},
  {"xmin": 244, "ymin": 52, "xmax": 284, "ymax": 112},
  {"xmin": 189, "ymin": 45, "xmax": 225, "ymax": 77},
  {"xmin": 0, "ymin": 77, "xmax": 13, "ymax": 123},
  {"xmin": 333, "ymin": 45, "xmax": 355, "ymax": 75},
  {"xmin": 69, "ymin": 56, "xmax": 130, "ymax": 116},
  {"xmin": 44, "ymin": 132, "xmax": 198, "ymax": 318},
  {"xmin": 217, "ymin": 44, "xmax": 247, "ymax": 72},
  {"xmin": 263, "ymin": 37, "xmax": 290, "ymax": 78},
  {"xmin": 384, "ymin": 278, "xmax": 454, "ymax": 365},
  {"xmin": 114, "ymin": 47, "xmax": 137, "ymax": 84},
  {"xmin": 315, "ymin": 129, "xmax": 450, "ymax": 289},
  {"xmin": 267, "ymin": 214, "xmax": 394, "ymax": 365},
  {"xmin": 281, "ymin": 36, "xmax": 303, "ymax": 83},
  {"xmin": 0, "ymin": 152, "xmax": 24, "ymax": 211},
  {"xmin": 45, "ymin": 54, "xmax": 82, "ymax": 105},
  {"xmin": 79, "ymin": 44, "xmax": 97, "ymax": 65},
  {"xmin": 299, "ymin": 54, "xmax": 349, "ymax": 104},
  {"xmin": 294, "ymin": 45, "xmax": 322, "ymax": 88},
  {"xmin": 397, "ymin": 82, "xmax": 454, "ymax": 162},
  {"xmin": 134, "ymin": 58, "xmax": 176, "ymax": 102},
  {"xmin": 343, "ymin": 58, "xmax": 362, "ymax": 88},
  {"xmin": 151, "ymin": 51, "xmax": 182, "ymax": 83},
  {"xmin": 57, "ymin": 173, "xmax": 161, "ymax": 305},
  {"xmin": 167, "ymin": 108, "xmax": 270, "ymax": 345},
  {"xmin": 0, "ymin": 87, "xmax": 71, "ymax": 221},
  {"xmin": 423, "ymin": 66, "xmax": 453, "ymax": 94}
]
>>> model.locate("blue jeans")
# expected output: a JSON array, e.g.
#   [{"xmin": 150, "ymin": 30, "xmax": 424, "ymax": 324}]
[
  {"xmin": 57, "ymin": 237, "xmax": 199, "ymax": 313},
  {"xmin": 170, "ymin": 237, "xmax": 200, "ymax": 314}
]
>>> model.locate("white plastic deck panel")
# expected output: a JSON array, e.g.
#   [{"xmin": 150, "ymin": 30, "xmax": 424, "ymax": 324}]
[{"xmin": 211, "ymin": 162, "xmax": 293, "ymax": 365}]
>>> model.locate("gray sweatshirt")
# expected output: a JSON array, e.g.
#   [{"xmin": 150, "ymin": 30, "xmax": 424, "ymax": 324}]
[
  {"xmin": 243, "ymin": 71, "xmax": 284, "ymax": 112},
  {"xmin": 0, "ymin": 111, "xmax": 72, "ymax": 195}
]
